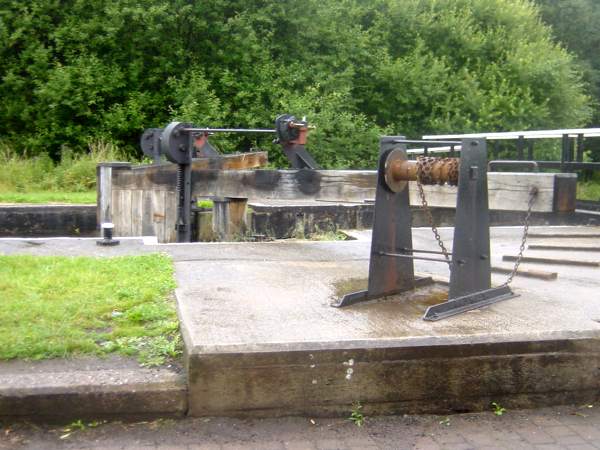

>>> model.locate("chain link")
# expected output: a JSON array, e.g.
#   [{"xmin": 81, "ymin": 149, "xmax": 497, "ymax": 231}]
[
  {"xmin": 416, "ymin": 157, "xmax": 539, "ymax": 281},
  {"xmin": 416, "ymin": 159, "xmax": 451, "ymax": 266},
  {"xmin": 502, "ymin": 186, "xmax": 538, "ymax": 286}
]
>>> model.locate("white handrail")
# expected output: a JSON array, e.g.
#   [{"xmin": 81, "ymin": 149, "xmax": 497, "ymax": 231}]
[{"xmin": 423, "ymin": 128, "xmax": 600, "ymax": 140}]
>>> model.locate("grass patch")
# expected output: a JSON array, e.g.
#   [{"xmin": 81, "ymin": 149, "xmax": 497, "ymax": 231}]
[
  {"xmin": 0, "ymin": 191, "xmax": 96, "ymax": 204},
  {"xmin": 577, "ymin": 180, "xmax": 600, "ymax": 201},
  {"xmin": 0, "ymin": 140, "xmax": 126, "ymax": 199},
  {"xmin": 308, "ymin": 230, "xmax": 350, "ymax": 241},
  {"xmin": 0, "ymin": 254, "xmax": 180, "ymax": 366}
]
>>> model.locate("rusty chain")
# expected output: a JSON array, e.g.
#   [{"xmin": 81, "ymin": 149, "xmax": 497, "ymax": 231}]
[
  {"xmin": 502, "ymin": 186, "xmax": 539, "ymax": 286},
  {"xmin": 416, "ymin": 158, "xmax": 452, "ymax": 266},
  {"xmin": 416, "ymin": 157, "xmax": 539, "ymax": 281}
]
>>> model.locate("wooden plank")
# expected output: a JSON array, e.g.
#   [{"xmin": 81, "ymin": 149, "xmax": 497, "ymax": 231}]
[
  {"xmin": 191, "ymin": 170, "xmax": 376, "ymax": 204},
  {"xmin": 141, "ymin": 190, "xmax": 154, "ymax": 236},
  {"xmin": 484, "ymin": 173, "xmax": 555, "ymax": 213},
  {"xmin": 111, "ymin": 189, "xmax": 132, "ymax": 237},
  {"xmin": 529, "ymin": 244, "xmax": 600, "ymax": 252},
  {"xmin": 491, "ymin": 266, "xmax": 558, "ymax": 280},
  {"xmin": 189, "ymin": 170, "xmax": 556, "ymax": 212},
  {"xmin": 502, "ymin": 255, "xmax": 600, "ymax": 267},
  {"xmin": 151, "ymin": 190, "xmax": 166, "ymax": 243},
  {"xmin": 97, "ymin": 165, "xmax": 111, "ymax": 225},
  {"xmin": 553, "ymin": 173, "xmax": 577, "ymax": 212},
  {"xmin": 97, "ymin": 162, "xmax": 132, "ymax": 226},
  {"xmin": 112, "ymin": 152, "xmax": 268, "ymax": 191},
  {"xmin": 164, "ymin": 191, "xmax": 178, "ymax": 243},
  {"xmin": 110, "ymin": 187, "xmax": 120, "ymax": 233},
  {"xmin": 130, "ymin": 190, "xmax": 143, "ymax": 236},
  {"xmin": 112, "ymin": 166, "xmax": 559, "ymax": 213}
]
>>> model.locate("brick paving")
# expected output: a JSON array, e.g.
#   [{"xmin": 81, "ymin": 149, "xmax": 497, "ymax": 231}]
[{"xmin": 2, "ymin": 405, "xmax": 600, "ymax": 450}]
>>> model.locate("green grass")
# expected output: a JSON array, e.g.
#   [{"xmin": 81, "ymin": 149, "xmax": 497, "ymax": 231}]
[
  {"xmin": 0, "ymin": 254, "xmax": 180, "ymax": 366},
  {"xmin": 0, "ymin": 191, "xmax": 96, "ymax": 204},
  {"xmin": 0, "ymin": 140, "xmax": 126, "ymax": 198},
  {"xmin": 577, "ymin": 180, "xmax": 600, "ymax": 201}
]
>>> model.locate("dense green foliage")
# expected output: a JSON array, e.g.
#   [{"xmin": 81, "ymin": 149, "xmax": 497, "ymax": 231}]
[
  {"xmin": 537, "ymin": 0, "xmax": 600, "ymax": 161},
  {"xmin": 0, "ymin": 0, "xmax": 591, "ymax": 168}
]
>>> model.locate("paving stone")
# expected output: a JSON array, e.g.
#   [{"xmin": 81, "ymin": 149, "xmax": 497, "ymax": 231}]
[
  {"xmin": 543, "ymin": 426, "xmax": 577, "ymax": 438},
  {"xmin": 432, "ymin": 431, "xmax": 468, "ymax": 445},
  {"xmin": 187, "ymin": 444, "xmax": 222, "ymax": 450},
  {"xmin": 284, "ymin": 440, "xmax": 318, "ymax": 450},
  {"xmin": 314, "ymin": 439, "xmax": 347, "ymax": 450},
  {"xmin": 516, "ymin": 428, "xmax": 555, "ymax": 445},
  {"xmin": 413, "ymin": 436, "xmax": 442, "ymax": 450}
]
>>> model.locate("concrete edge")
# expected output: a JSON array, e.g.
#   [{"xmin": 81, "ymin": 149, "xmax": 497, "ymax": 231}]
[
  {"xmin": 0, "ymin": 362, "xmax": 188, "ymax": 422},
  {"xmin": 185, "ymin": 329, "xmax": 600, "ymax": 356},
  {"xmin": 174, "ymin": 284, "xmax": 600, "ymax": 356}
]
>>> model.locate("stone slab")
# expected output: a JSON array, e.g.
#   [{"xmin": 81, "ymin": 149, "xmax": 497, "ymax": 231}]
[
  {"xmin": 0, "ymin": 205, "xmax": 97, "ymax": 237},
  {"xmin": 0, "ymin": 356, "xmax": 187, "ymax": 421},
  {"xmin": 175, "ymin": 226, "xmax": 600, "ymax": 417}
]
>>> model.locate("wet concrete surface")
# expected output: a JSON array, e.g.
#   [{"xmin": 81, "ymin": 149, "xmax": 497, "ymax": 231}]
[
  {"xmin": 2, "ymin": 227, "xmax": 599, "ymax": 353},
  {"xmin": 172, "ymin": 226, "xmax": 600, "ymax": 354},
  {"xmin": 2, "ymin": 226, "xmax": 600, "ymax": 418}
]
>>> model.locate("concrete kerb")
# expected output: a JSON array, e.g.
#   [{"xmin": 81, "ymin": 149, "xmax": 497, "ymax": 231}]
[{"xmin": 0, "ymin": 356, "xmax": 187, "ymax": 422}]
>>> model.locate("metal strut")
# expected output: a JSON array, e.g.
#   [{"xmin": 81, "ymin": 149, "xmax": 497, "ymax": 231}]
[{"xmin": 334, "ymin": 136, "xmax": 526, "ymax": 321}]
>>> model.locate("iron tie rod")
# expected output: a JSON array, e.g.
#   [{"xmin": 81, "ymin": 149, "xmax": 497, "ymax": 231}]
[
  {"xmin": 182, "ymin": 127, "xmax": 277, "ymax": 133},
  {"xmin": 379, "ymin": 251, "xmax": 465, "ymax": 265},
  {"xmin": 393, "ymin": 139, "xmax": 462, "ymax": 146}
]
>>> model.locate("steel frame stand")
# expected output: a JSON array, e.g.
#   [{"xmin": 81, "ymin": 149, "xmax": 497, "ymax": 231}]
[
  {"xmin": 332, "ymin": 137, "xmax": 433, "ymax": 308},
  {"xmin": 333, "ymin": 137, "xmax": 517, "ymax": 320},
  {"xmin": 423, "ymin": 138, "xmax": 516, "ymax": 320},
  {"xmin": 283, "ymin": 144, "xmax": 320, "ymax": 169}
]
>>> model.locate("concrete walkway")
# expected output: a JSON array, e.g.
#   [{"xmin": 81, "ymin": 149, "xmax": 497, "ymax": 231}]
[
  {"xmin": 1, "ymin": 226, "xmax": 600, "ymax": 420},
  {"xmin": 3, "ymin": 404, "xmax": 600, "ymax": 449}
]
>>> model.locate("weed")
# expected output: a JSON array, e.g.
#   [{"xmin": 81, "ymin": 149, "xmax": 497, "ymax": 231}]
[
  {"xmin": 309, "ymin": 230, "xmax": 349, "ymax": 241},
  {"xmin": 348, "ymin": 402, "xmax": 365, "ymax": 427},
  {"xmin": 578, "ymin": 179, "xmax": 600, "ymax": 201},
  {"xmin": 491, "ymin": 402, "xmax": 507, "ymax": 416},
  {"xmin": 197, "ymin": 199, "xmax": 214, "ymax": 209},
  {"xmin": 60, "ymin": 419, "xmax": 107, "ymax": 439},
  {"xmin": 439, "ymin": 417, "xmax": 451, "ymax": 426}
]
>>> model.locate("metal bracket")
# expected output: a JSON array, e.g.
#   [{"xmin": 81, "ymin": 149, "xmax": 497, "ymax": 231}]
[
  {"xmin": 423, "ymin": 285, "xmax": 517, "ymax": 321},
  {"xmin": 332, "ymin": 137, "xmax": 424, "ymax": 307},
  {"xmin": 333, "ymin": 276, "xmax": 433, "ymax": 307}
]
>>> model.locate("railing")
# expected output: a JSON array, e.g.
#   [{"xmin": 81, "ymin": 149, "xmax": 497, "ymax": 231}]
[{"xmin": 405, "ymin": 128, "xmax": 600, "ymax": 171}]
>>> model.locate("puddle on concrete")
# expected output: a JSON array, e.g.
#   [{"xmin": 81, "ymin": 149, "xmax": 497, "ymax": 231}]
[
  {"xmin": 332, "ymin": 277, "xmax": 448, "ymax": 309},
  {"xmin": 332, "ymin": 277, "xmax": 368, "ymax": 298},
  {"xmin": 331, "ymin": 277, "xmax": 451, "ymax": 337}
]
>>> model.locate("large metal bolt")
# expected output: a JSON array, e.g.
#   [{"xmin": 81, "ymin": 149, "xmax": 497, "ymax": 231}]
[{"xmin": 97, "ymin": 222, "xmax": 120, "ymax": 246}]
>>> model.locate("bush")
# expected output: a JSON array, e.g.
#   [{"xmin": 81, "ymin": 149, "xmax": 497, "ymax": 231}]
[{"xmin": 0, "ymin": 0, "xmax": 592, "ymax": 168}]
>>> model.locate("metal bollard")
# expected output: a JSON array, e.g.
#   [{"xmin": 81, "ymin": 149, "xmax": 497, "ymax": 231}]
[{"xmin": 97, "ymin": 222, "xmax": 120, "ymax": 246}]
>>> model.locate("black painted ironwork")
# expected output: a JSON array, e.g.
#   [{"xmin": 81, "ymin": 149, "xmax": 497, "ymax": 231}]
[
  {"xmin": 423, "ymin": 285, "xmax": 516, "ymax": 321},
  {"xmin": 332, "ymin": 137, "xmax": 433, "ymax": 308},
  {"xmin": 140, "ymin": 114, "xmax": 320, "ymax": 242},
  {"xmin": 333, "ymin": 137, "xmax": 518, "ymax": 320}
]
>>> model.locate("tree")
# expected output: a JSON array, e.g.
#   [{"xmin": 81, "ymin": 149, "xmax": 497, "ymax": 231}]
[
  {"xmin": 536, "ymin": 0, "xmax": 600, "ymax": 161},
  {"xmin": 0, "ymin": 0, "xmax": 592, "ymax": 167}
]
